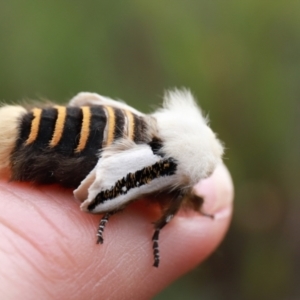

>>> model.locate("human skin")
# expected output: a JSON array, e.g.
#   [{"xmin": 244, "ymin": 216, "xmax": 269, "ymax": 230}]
[{"xmin": 0, "ymin": 164, "xmax": 233, "ymax": 300}]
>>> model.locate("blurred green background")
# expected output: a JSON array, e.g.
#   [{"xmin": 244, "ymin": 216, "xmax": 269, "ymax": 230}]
[{"xmin": 1, "ymin": 1, "xmax": 299, "ymax": 299}]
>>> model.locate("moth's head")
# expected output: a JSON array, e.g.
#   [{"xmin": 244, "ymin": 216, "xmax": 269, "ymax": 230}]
[{"xmin": 152, "ymin": 89, "xmax": 224, "ymax": 187}]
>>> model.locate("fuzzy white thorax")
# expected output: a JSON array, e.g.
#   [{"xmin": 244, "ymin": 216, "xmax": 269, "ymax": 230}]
[{"xmin": 152, "ymin": 89, "xmax": 224, "ymax": 188}]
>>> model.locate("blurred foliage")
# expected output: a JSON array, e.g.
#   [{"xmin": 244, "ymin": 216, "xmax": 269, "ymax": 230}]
[{"xmin": 0, "ymin": 1, "xmax": 299, "ymax": 299}]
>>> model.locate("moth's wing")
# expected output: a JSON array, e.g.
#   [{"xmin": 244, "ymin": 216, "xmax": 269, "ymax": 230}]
[
  {"xmin": 69, "ymin": 92, "xmax": 144, "ymax": 116},
  {"xmin": 74, "ymin": 140, "xmax": 177, "ymax": 214}
]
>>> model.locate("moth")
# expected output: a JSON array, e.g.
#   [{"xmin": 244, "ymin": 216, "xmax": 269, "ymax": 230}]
[{"xmin": 0, "ymin": 89, "xmax": 223, "ymax": 267}]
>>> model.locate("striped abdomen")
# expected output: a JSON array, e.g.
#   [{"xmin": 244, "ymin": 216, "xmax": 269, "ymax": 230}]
[{"xmin": 9, "ymin": 105, "xmax": 148, "ymax": 187}]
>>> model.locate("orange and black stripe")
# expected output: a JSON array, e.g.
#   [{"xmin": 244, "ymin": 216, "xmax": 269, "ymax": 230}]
[
  {"xmin": 17, "ymin": 106, "xmax": 106, "ymax": 155},
  {"xmin": 12, "ymin": 106, "xmax": 107, "ymax": 186},
  {"xmin": 11, "ymin": 105, "xmax": 148, "ymax": 187}
]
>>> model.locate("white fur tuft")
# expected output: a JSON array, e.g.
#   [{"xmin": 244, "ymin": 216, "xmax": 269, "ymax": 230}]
[
  {"xmin": 153, "ymin": 89, "xmax": 223, "ymax": 187},
  {"xmin": 162, "ymin": 89, "xmax": 206, "ymax": 122},
  {"xmin": 0, "ymin": 106, "xmax": 27, "ymax": 171}
]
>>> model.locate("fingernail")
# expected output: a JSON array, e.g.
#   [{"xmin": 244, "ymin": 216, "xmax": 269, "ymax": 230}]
[{"xmin": 193, "ymin": 163, "xmax": 234, "ymax": 219}]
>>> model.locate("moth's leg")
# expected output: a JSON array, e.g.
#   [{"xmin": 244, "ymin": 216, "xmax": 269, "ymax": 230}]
[
  {"xmin": 96, "ymin": 211, "xmax": 115, "ymax": 244},
  {"xmin": 190, "ymin": 194, "xmax": 214, "ymax": 219},
  {"xmin": 152, "ymin": 191, "xmax": 185, "ymax": 267}
]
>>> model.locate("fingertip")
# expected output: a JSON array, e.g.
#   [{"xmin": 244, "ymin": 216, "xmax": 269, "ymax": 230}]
[
  {"xmin": 193, "ymin": 163, "xmax": 234, "ymax": 217},
  {"xmin": 0, "ymin": 163, "xmax": 234, "ymax": 299}
]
